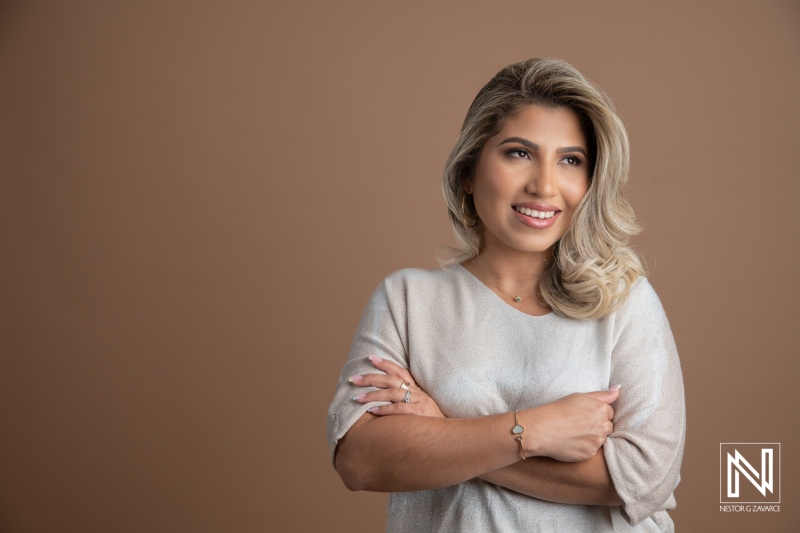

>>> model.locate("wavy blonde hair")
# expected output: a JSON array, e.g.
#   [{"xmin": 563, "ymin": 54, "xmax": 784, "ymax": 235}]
[{"xmin": 437, "ymin": 58, "xmax": 645, "ymax": 319}]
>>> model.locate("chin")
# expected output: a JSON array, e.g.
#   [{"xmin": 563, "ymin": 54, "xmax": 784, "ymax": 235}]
[{"xmin": 509, "ymin": 239, "xmax": 559, "ymax": 254}]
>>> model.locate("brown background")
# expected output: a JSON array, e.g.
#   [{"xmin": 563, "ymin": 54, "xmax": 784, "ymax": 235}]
[{"xmin": 1, "ymin": 1, "xmax": 798, "ymax": 531}]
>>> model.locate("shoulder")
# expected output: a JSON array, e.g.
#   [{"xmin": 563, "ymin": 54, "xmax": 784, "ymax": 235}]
[
  {"xmin": 623, "ymin": 275, "xmax": 664, "ymax": 314},
  {"xmin": 612, "ymin": 275, "xmax": 672, "ymax": 334},
  {"xmin": 368, "ymin": 266, "xmax": 464, "ymax": 311},
  {"xmin": 380, "ymin": 265, "xmax": 461, "ymax": 292}
]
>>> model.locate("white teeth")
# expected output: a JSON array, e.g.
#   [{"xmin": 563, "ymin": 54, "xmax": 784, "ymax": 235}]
[{"xmin": 515, "ymin": 206, "xmax": 556, "ymax": 219}]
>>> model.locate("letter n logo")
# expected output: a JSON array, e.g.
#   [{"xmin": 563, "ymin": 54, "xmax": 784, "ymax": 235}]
[{"xmin": 720, "ymin": 443, "xmax": 781, "ymax": 504}]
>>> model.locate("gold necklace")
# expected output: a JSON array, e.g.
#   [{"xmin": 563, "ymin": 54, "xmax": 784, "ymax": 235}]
[{"xmin": 469, "ymin": 259, "xmax": 537, "ymax": 303}]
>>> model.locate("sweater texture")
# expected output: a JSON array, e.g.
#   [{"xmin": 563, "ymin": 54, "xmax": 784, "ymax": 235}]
[{"xmin": 327, "ymin": 264, "xmax": 686, "ymax": 532}]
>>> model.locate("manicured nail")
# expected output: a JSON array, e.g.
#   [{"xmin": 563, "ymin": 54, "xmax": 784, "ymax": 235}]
[
  {"xmin": 351, "ymin": 394, "xmax": 365, "ymax": 401},
  {"xmin": 348, "ymin": 375, "xmax": 363, "ymax": 383},
  {"xmin": 368, "ymin": 355, "xmax": 383, "ymax": 363},
  {"xmin": 367, "ymin": 407, "xmax": 378, "ymax": 413},
  {"xmin": 608, "ymin": 384, "xmax": 621, "ymax": 391}
]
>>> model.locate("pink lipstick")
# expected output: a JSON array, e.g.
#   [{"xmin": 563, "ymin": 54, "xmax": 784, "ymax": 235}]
[{"xmin": 511, "ymin": 205, "xmax": 561, "ymax": 229}]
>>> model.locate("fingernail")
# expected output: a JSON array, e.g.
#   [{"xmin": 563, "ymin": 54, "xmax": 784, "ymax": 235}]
[
  {"xmin": 351, "ymin": 394, "xmax": 365, "ymax": 401},
  {"xmin": 348, "ymin": 375, "xmax": 363, "ymax": 383},
  {"xmin": 608, "ymin": 384, "xmax": 621, "ymax": 391},
  {"xmin": 367, "ymin": 407, "xmax": 378, "ymax": 413},
  {"xmin": 368, "ymin": 355, "xmax": 383, "ymax": 363}
]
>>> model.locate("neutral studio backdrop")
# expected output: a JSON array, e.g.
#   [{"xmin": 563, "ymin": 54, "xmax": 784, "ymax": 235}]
[{"xmin": 1, "ymin": 1, "xmax": 798, "ymax": 532}]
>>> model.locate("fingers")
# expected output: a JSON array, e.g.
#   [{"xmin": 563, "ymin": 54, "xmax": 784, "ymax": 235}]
[
  {"xmin": 366, "ymin": 355, "xmax": 416, "ymax": 385},
  {"xmin": 604, "ymin": 384, "xmax": 621, "ymax": 403},
  {"xmin": 366, "ymin": 402, "xmax": 416, "ymax": 416},
  {"xmin": 348, "ymin": 372, "xmax": 408, "ymax": 390},
  {"xmin": 349, "ymin": 379, "xmax": 443, "ymax": 418},
  {"xmin": 349, "ymin": 361, "xmax": 447, "ymax": 419},
  {"xmin": 357, "ymin": 393, "xmax": 443, "ymax": 418},
  {"xmin": 534, "ymin": 389, "xmax": 621, "ymax": 461},
  {"xmin": 584, "ymin": 384, "xmax": 622, "ymax": 405},
  {"xmin": 351, "ymin": 387, "xmax": 411, "ymax": 405}
]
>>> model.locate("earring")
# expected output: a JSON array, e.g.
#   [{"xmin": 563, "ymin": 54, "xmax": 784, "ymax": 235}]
[{"xmin": 460, "ymin": 193, "xmax": 479, "ymax": 229}]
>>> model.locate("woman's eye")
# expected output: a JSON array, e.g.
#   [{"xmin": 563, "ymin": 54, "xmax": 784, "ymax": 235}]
[
  {"xmin": 507, "ymin": 148, "xmax": 529, "ymax": 158},
  {"xmin": 563, "ymin": 156, "xmax": 581, "ymax": 165}
]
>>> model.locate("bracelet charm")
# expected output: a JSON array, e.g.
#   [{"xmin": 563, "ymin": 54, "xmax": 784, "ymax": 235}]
[{"xmin": 512, "ymin": 410, "xmax": 526, "ymax": 460}]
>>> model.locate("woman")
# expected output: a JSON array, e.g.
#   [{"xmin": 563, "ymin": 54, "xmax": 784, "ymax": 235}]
[{"xmin": 326, "ymin": 58, "xmax": 686, "ymax": 532}]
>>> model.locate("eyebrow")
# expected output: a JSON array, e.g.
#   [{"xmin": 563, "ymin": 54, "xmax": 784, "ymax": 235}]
[{"xmin": 498, "ymin": 136, "xmax": 587, "ymax": 157}]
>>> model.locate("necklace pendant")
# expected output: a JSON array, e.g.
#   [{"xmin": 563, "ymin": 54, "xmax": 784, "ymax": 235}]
[{"xmin": 514, "ymin": 296, "xmax": 521, "ymax": 302}]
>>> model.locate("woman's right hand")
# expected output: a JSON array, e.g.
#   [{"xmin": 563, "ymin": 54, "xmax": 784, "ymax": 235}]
[
  {"xmin": 522, "ymin": 386, "xmax": 620, "ymax": 462},
  {"xmin": 349, "ymin": 355, "xmax": 447, "ymax": 419}
]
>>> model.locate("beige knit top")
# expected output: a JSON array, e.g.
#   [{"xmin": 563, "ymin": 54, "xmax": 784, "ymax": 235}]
[{"xmin": 326, "ymin": 264, "xmax": 686, "ymax": 532}]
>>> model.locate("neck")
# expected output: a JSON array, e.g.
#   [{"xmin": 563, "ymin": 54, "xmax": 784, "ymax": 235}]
[
  {"xmin": 458, "ymin": 230, "xmax": 556, "ymax": 313},
  {"xmin": 467, "ymin": 237, "xmax": 553, "ymax": 293},
  {"xmin": 470, "ymin": 251, "xmax": 547, "ymax": 288}
]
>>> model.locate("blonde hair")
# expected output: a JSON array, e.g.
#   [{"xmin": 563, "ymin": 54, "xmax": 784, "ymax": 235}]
[{"xmin": 437, "ymin": 58, "xmax": 645, "ymax": 319}]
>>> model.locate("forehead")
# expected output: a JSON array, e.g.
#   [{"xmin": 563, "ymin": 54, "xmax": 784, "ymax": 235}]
[{"xmin": 495, "ymin": 104, "xmax": 587, "ymax": 146}]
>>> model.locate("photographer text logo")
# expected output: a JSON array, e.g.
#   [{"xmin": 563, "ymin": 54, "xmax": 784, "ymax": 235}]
[{"xmin": 720, "ymin": 443, "xmax": 781, "ymax": 513}]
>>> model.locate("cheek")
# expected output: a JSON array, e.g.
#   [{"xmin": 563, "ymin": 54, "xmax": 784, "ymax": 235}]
[
  {"xmin": 473, "ymin": 171, "xmax": 515, "ymax": 213},
  {"xmin": 562, "ymin": 177, "xmax": 590, "ymax": 207},
  {"xmin": 472, "ymin": 188, "xmax": 499, "ymax": 221}
]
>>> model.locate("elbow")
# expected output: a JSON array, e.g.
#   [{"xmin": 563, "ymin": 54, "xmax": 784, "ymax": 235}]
[
  {"xmin": 334, "ymin": 443, "xmax": 373, "ymax": 492},
  {"xmin": 613, "ymin": 477, "xmax": 680, "ymax": 525},
  {"xmin": 337, "ymin": 465, "xmax": 367, "ymax": 492},
  {"xmin": 340, "ymin": 473, "xmax": 364, "ymax": 492},
  {"xmin": 332, "ymin": 415, "xmax": 385, "ymax": 492},
  {"xmin": 603, "ymin": 434, "xmax": 684, "ymax": 522}
]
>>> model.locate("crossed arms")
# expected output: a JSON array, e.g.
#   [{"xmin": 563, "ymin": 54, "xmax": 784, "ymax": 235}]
[{"xmin": 333, "ymin": 356, "xmax": 623, "ymax": 506}]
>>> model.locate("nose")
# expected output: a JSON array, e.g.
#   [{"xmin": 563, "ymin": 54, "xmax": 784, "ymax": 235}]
[{"xmin": 525, "ymin": 159, "xmax": 557, "ymax": 198}]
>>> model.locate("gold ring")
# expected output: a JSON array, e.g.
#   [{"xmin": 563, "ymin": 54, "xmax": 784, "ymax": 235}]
[{"xmin": 400, "ymin": 381, "xmax": 411, "ymax": 391}]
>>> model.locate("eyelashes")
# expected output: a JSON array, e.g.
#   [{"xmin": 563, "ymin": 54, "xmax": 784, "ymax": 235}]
[{"xmin": 505, "ymin": 148, "xmax": 584, "ymax": 166}]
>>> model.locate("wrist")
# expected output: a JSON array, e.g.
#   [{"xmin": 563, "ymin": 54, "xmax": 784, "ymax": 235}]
[{"xmin": 517, "ymin": 407, "xmax": 544, "ymax": 458}]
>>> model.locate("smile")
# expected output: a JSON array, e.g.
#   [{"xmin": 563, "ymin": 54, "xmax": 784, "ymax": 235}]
[{"xmin": 513, "ymin": 206, "xmax": 557, "ymax": 219}]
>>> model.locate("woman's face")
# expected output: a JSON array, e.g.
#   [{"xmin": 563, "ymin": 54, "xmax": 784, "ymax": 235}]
[{"xmin": 469, "ymin": 104, "xmax": 591, "ymax": 255}]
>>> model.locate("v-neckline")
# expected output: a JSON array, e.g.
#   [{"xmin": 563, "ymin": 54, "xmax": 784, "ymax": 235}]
[{"xmin": 455, "ymin": 262, "xmax": 555, "ymax": 319}]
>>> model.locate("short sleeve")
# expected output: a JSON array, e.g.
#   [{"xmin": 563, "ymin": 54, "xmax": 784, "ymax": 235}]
[
  {"xmin": 603, "ymin": 277, "xmax": 686, "ymax": 527},
  {"xmin": 325, "ymin": 275, "xmax": 410, "ymax": 470}
]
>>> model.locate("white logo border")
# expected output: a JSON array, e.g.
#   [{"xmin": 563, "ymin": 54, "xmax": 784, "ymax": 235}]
[{"xmin": 719, "ymin": 442, "xmax": 781, "ymax": 504}]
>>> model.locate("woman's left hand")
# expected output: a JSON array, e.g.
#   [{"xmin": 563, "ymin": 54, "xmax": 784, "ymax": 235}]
[{"xmin": 349, "ymin": 355, "xmax": 446, "ymax": 418}]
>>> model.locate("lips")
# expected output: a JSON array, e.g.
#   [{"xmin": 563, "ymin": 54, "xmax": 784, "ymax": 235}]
[
  {"xmin": 512, "ymin": 205, "xmax": 561, "ymax": 229},
  {"xmin": 513, "ymin": 205, "xmax": 558, "ymax": 219}
]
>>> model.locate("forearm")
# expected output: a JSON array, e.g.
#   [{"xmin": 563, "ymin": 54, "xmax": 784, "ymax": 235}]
[
  {"xmin": 478, "ymin": 447, "xmax": 623, "ymax": 506},
  {"xmin": 335, "ymin": 412, "xmax": 521, "ymax": 492}
]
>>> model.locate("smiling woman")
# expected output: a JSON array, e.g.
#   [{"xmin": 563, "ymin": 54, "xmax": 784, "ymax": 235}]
[
  {"xmin": 464, "ymin": 105, "xmax": 592, "ymax": 315},
  {"xmin": 326, "ymin": 58, "xmax": 686, "ymax": 532},
  {"xmin": 476, "ymin": 108, "xmax": 589, "ymax": 240}
]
